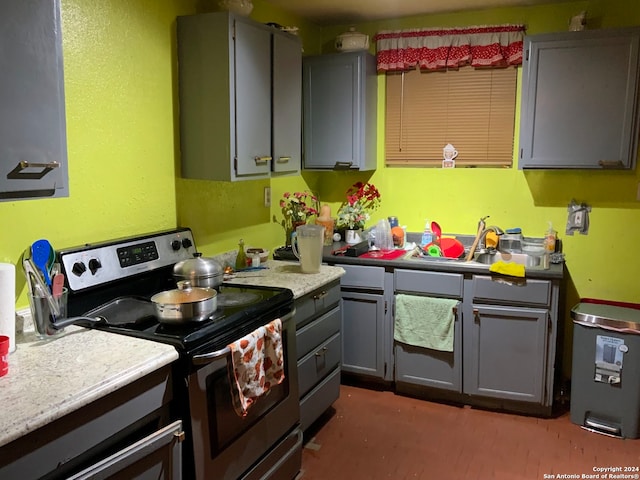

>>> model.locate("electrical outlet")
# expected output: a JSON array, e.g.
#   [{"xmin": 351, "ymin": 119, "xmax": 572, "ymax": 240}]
[
  {"xmin": 264, "ymin": 187, "xmax": 271, "ymax": 207},
  {"xmin": 574, "ymin": 210, "xmax": 584, "ymax": 227}
]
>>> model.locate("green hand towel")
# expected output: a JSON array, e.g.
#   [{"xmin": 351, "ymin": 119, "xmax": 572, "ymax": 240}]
[{"xmin": 394, "ymin": 294, "xmax": 458, "ymax": 352}]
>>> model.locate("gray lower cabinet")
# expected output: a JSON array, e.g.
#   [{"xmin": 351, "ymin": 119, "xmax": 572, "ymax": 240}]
[
  {"xmin": 295, "ymin": 280, "xmax": 342, "ymax": 431},
  {"xmin": 519, "ymin": 27, "xmax": 640, "ymax": 169},
  {"xmin": 0, "ymin": 0, "xmax": 69, "ymax": 201},
  {"xmin": 463, "ymin": 274, "xmax": 558, "ymax": 410},
  {"xmin": 394, "ymin": 269, "xmax": 463, "ymax": 392},
  {"xmin": 339, "ymin": 265, "xmax": 394, "ymax": 381},
  {"xmin": 177, "ymin": 12, "xmax": 301, "ymax": 181},
  {"xmin": 302, "ymin": 51, "xmax": 377, "ymax": 171},
  {"xmin": 0, "ymin": 366, "xmax": 182, "ymax": 479}
]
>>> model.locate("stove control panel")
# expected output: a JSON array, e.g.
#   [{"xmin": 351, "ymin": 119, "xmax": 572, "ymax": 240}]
[{"xmin": 59, "ymin": 228, "xmax": 196, "ymax": 292}]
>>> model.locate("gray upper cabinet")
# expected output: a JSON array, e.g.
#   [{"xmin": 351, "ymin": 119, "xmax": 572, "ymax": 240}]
[
  {"xmin": 302, "ymin": 51, "xmax": 377, "ymax": 171},
  {"xmin": 0, "ymin": 0, "xmax": 69, "ymax": 201},
  {"xmin": 272, "ymin": 34, "xmax": 302, "ymax": 175},
  {"xmin": 177, "ymin": 13, "xmax": 301, "ymax": 181},
  {"xmin": 519, "ymin": 27, "xmax": 640, "ymax": 169}
]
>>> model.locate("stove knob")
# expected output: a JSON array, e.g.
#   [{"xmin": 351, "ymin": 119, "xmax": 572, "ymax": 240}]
[
  {"xmin": 171, "ymin": 240, "xmax": 181, "ymax": 251},
  {"xmin": 72, "ymin": 261, "xmax": 87, "ymax": 276},
  {"xmin": 88, "ymin": 258, "xmax": 102, "ymax": 275},
  {"xmin": 181, "ymin": 238, "xmax": 193, "ymax": 249}
]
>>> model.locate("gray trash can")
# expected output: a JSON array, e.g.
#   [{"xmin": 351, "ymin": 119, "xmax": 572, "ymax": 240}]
[{"xmin": 570, "ymin": 300, "xmax": 640, "ymax": 438}]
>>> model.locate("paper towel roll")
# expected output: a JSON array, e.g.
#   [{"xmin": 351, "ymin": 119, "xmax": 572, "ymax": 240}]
[{"xmin": 0, "ymin": 263, "xmax": 16, "ymax": 353}]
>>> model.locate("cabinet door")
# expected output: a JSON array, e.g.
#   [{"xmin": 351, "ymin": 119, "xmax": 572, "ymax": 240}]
[
  {"xmin": 272, "ymin": 33, "xmax": 301, "ymax": 174},
  {"xmin": 235, "ymin": 20, "xmax": 272, "ymax": 177},
  {"xmin": 519, "ymin": 28, "xmax": 640, "ymax": 169},
  {"xmin": 0, "ymin": 0, "xmax": 69, "ymax": 201},
  {"xmin": 463, "ymin": 304, "xmax": 549, "ymax": 403},
  {"xmin": 341, "ymin": 291, "xmax": 385, "ymax": 378},
  {"xmin": 394, "ymin": 303, "xmax": 462, "ymax": 392},
  {"xmin": 303, "ymin": 52, "xmax": 376, "ymax": 171}
]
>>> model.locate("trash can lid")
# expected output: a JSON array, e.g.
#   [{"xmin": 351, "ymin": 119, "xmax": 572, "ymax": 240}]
[{"xmin": 571, "ymin": 302, "xmax": 640, "ymax": 334}]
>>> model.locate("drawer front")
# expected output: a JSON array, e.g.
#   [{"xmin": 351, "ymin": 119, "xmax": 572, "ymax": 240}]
[
  {"xmin": 295, "ymin": 281, "xmax": 341, "ymax": 328},
  {"xmin": 296, "ymin": 306, "xmax": 341, "ymax": 359},
  {"xmin": 298, "ymin": 332, "xmax": 341, "ymax": 398},
  {"xmin": 300, "ymin": 367, "xmax": 341, "ymax": 432},
  {"xmin": 341, "ymin": 264, "xmax": 385, "ymax": 289},
  {"xmin": 472, "ymin": 275, "xmax": 551, "ymax": 306},
  {"xmin": 395, "ymin": 268, "xmax": 463, "ymax": 297}
]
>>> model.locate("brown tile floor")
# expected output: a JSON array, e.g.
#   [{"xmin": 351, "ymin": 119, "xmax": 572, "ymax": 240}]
[{"xmin": 300, "ymin": 385, "xmax": 640, "ymax": 480}]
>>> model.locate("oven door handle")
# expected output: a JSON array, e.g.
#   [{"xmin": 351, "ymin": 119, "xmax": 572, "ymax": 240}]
[
  {"xmin": 191, "ymin": 311, "xmax": 294, "ymax": 366},
  {"xmin": 192, "ymin": 346, "xmax": 230, "ymax": 365}
]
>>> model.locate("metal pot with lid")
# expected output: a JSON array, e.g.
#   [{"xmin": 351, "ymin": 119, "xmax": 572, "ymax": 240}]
[
  {"xmin": 173, "ymin": 253, "xmax": 224, "ymax": 289},
  {"xmin": 151, "ymin": 280, "xmax": 217, "ymax": 323}
]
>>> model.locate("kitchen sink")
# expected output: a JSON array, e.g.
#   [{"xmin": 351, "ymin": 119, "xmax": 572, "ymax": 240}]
[{"xmin": 473, "ymin": 251, "xmax": 542, "ymax": 267}]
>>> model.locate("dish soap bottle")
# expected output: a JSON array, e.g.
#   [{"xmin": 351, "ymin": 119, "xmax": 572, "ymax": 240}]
[
  {"xmin": 420, "ymin": 219, "xmax": 433, "ymax": 248},
  {"xmin": 544, "ymin": 222, "xmax": 557, "ymax": 253},
  {"xmin": 235, "ymin": 239, "xmax": 247, "ymax": 270}
]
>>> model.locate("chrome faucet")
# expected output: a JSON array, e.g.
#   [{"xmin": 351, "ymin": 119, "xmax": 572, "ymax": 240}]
[{"xmin": 478, "ymin": 225, "xmax": 505, "ymax": 251}]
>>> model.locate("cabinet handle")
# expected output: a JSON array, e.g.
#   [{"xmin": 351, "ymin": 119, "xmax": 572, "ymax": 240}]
[
  {"xmin": 315, "ymin": 346, "xmax": 328, "ymax": 357},
  {"xmin": 254, "ymin": 156, "xmax": 272, "ymax": 165},
  {"xmin": 313, "ymin": 290, "xmax": 327, "ymax": 300},
  {"xmin": 598, "ymin": 160, "xmax": 625, "ymax": 168},
  {"xmin": 276, "ymin": 156, "xmax": 291, "ymax": 163},
  {"xmin": 174, "ymin": 430, "xmax": 186, "ymax": 442},
  {"xmin": 473, "ymin": 308, "xmax": 480, "ymax": 323},
  {"xmin": 8, "ymin": 160, "xmax": 60, "ymax": 180},
  {"xmin": 333, "ymin": 161, "xmax": 353, "ymax": 170}
]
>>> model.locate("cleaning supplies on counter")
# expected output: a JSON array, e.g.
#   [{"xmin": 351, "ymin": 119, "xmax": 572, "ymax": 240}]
[
  {"xmin": 544, "ymin": 222, "xmax": 557, "ymax": 253},
  {"xmin": 420, "ymin": 219, "xmax": 433, "ymax": 247}
]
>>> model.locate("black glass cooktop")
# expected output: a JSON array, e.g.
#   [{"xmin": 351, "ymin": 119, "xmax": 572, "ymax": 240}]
[{"xmin": 76, "ymin": 284, "xmax": 293, "ymax": 353}]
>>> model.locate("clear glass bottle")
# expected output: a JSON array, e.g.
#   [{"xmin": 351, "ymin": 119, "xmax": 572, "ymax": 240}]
[{"xmin": 235, "ymin": 239, "xmax": 247, "ymax": 270}]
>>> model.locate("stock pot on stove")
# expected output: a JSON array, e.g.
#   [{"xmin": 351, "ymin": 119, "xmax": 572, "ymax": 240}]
[
  {"xmin": 150, "ymin": 280, "xmax": 217, "ymax": 323},
  {"xmin": 173, "ymin": 252, "xmax": 224, "ymax": 288}
]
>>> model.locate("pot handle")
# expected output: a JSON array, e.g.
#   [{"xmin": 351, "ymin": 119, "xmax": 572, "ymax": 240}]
[{"xmin": 51, "ymin": 316, "xmax": 104, "ymax": 330}]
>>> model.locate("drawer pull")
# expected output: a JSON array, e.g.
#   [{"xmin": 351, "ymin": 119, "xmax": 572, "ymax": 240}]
[
  {"xmin": 315, "ymin": 346, "xmax": 328, "ymax": 357},
  {"xmin": 473, "ymin": 308, "xmax": 480, "ymax": 323},
  {"xmin": 254, "ymin": 156, "xmax": 272, "ymax": 165},
  {"xmin": 313, "ymin": 290, "xmax": 327, "ymax": 300},
  {"xmin": 276, "ymin": 156, "xmax": 291, "ymax": 163},
  {"xmin": 174, "ymin": 430, "xmax": 186, "ymax": 442}
]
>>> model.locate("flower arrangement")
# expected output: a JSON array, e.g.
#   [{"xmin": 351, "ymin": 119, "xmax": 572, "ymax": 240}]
[
  {"xmin": 279, "ymin": 190, "xmax": 319, "ymax": 244},
  {"xmin": 336, "ymin": 182, "xmax": 381, "ymax": 230}
]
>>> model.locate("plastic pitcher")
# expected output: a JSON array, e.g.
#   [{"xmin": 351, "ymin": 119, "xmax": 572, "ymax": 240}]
[{"xmin": 291, "ymin": 224, "xmax": 325, "ymax": 273}]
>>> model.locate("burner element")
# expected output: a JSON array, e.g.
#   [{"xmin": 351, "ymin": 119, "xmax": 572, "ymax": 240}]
[{"xmin": 216, "ymin": 291, "xmax": 262, "ymax": 307}]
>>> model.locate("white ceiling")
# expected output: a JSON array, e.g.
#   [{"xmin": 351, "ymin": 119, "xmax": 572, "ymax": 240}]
[{"xmin": 264, "ymin": 0, "xmax": 573, "ymax": 25}]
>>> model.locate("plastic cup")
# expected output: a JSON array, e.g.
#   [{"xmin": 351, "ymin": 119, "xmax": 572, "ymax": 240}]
[{"xmin": 0, "ymin": 335, "xmax": 9, "ymax": 377}]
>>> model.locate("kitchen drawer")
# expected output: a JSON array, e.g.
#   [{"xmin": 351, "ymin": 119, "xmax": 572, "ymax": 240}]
[
  {"xmin": 472, "ymin": 275, "xmax": 551, "ymax": 307},
  {"xmin": 395, "ymin": 269, "xmax": 463, "ymax": 298},
  {"xmin": 298, "ymin": 332, "xmax": 341, "ymax": 399},
  {"xmin": 295, "ymin": 281, "xmax": 341, "ymax": 329},
  {"xmin": 296, "ymin": 305, "xmax": 341, "ymax": 359},
  {"xmin": 341, "ymin": 264, "xmax": 385, "ymax": 289},
  {"xmin": 300, "ymin": 367, "xmax": 341, "ymax": 432}
]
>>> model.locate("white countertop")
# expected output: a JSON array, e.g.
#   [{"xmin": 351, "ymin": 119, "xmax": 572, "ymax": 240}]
[
  {"xmin": 0, "ymin": 260, "xmax": 344, "ymax": 449},
  {"xmin": 0, "ymin": 324, "xmax": 179, "ymax": 448},
  {"xmin": 223, "ymin": 260, "xmax": 345, "ymax": 298}
]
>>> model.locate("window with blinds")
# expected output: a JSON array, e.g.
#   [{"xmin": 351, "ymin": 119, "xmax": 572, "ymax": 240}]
[{"xmin": 385, "ymin": 66, "xmax": 518, "ymax": 167}]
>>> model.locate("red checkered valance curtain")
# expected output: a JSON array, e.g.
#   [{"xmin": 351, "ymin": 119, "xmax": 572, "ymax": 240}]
[{"xmin": 374, "ymin": 25, "xmax": 526, "ymax": 72}]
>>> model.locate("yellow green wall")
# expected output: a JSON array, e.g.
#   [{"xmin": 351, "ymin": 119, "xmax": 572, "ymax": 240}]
[
  {"xmin": 309, "ymin": 0, "xmax": 640, "ymax": 307},
  {"xmin": 2, "ymin": 0, "xmax": 639, "ymax": 314}
]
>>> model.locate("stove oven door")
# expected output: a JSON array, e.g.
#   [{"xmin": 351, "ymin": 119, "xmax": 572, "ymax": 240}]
[{"xmin": 186, "ymin": 312, "xmax": 301, "ymax": 480}]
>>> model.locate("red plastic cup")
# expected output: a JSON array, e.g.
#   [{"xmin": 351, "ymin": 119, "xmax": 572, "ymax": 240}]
[{"xmin": 0, "ymin": 335, "xmax": 9, "ymax": 377}]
